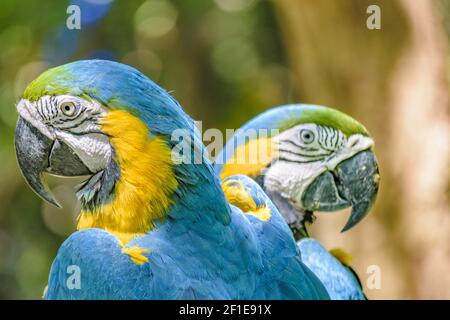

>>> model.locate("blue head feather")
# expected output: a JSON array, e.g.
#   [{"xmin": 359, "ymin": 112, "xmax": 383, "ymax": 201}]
[
  {"xmin": 214, "ymin": 104, "xmax": 368, "ymax": 173},
  {"xmin": 25, "ymin": 59, "xmax": 194, "ymax": 137},
  {"xmin": 25, "ymin": 59, "xmax": 230, "ymax": 224}
]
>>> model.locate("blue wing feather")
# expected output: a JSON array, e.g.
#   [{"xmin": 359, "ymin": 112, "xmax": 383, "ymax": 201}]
[{"xmin": 297, "ymin": 238, "xmax": 366, "ymax": 300}]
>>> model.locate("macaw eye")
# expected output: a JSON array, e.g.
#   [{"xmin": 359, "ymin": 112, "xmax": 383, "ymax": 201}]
[
  {"xmin": 299, "ymin": 129, "xmax": 315, "ymax": 144},
  {"xmin": 60, "ymin": 101, "xmax": 77, "ymax": 117}
]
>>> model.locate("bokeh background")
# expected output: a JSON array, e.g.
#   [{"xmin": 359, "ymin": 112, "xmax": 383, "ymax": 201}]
[{"xmin": 0, "ymin": 0, "xmax": 449, "ymax": 299}]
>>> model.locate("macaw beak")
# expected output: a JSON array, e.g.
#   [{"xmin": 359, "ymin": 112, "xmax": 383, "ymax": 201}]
[
  {"xmin": 301, "ymin": 150, "xmax": 380, "ymax": 232},
  {"xmin": 15, "ymin": 117, "xmax": 91, "ymax": 207}
]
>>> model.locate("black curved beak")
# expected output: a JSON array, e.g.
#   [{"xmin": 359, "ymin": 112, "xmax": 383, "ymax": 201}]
[
  {"xmin": 301, "ymin": 150, "xmax": 380, "ymax": 232},
  {"xmin": 15, "ymin": 117, "xmax": 91, "ymax": 207}
]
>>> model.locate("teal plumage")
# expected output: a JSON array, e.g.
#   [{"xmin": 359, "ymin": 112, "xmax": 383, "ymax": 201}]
[{"xmin": 22, "ymin": 60, "xmax": 330, "ymax": 299}]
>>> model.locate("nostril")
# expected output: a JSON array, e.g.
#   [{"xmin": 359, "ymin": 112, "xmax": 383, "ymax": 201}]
[{"xmin": 347, "ymin": 136, "xmax": 360, "ymax": 148}]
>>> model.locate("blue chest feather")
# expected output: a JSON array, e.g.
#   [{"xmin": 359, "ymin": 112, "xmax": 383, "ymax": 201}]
[{"xmin": 46, "ymin": 180, "xmax": 329, "ymax": 300}]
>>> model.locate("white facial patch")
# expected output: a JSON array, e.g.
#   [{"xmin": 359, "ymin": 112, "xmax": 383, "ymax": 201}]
[
  {"xmin": 16, "ymin": 95, "xmax": 112, "ymax": 173},
  {"xmin": 264, "ymin": 124, "xmax": 374, "ymax": 210},
  {"xmin": 16, "ymin": 99, "xmax": 56, "ymax": 140},
  {"xmin": 55, "ymin": 130, "xmax": 112, "ymax": 173}
]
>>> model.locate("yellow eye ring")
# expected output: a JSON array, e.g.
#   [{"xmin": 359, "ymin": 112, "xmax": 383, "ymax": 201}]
[{"xmin": 60, "ymin": 101, "xmax": 77, "ymax": 117}]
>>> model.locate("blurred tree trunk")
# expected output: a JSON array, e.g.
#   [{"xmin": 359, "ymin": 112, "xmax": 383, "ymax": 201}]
[{"xmin": 274, "ymin": 0, "xmax": 450, "ymax": 299}]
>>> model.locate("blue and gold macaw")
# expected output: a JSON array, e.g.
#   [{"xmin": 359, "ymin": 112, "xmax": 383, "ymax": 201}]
[
  {"xmin": 14, "ymin": 60, "xmax": 330, "ymax": 299},
  {"xmin": 215, "ymin": 104, "xmax": 380, "ymax": 299}
]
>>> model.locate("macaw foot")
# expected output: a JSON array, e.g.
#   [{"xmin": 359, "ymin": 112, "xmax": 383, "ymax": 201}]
[
  {"xmin": 222, "ymin": 178, "xmax": 271, "ymax": 221},
  {"xmin": 329, "ymin": 248, "xmax": 353, "ymax": 266},
  {"xmin": 112, "ymin": 232, "xmax": 151, "ymax": 265},
  {"xmin": 121, "ymin": 246, "xmax": 151, "ymax": 265}
]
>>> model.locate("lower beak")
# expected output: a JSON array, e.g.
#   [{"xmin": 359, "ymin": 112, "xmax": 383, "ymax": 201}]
[
  {"xmin": 301, "ymin": 150, "xmax": 380, "ymax": 232},
  {"xmin": 15, "ymin": 117, "xmax": 91, "ymax": 207}
]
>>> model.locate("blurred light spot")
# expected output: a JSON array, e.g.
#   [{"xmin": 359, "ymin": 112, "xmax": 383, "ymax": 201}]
[
  {"xmin": 214, "ymin": 0, "xmax": 257, "ymax": 12},
  {"xmin": 447, "ymin": 56, "xmax": 450, "ymax": 80},
  {"xmin": 42, "ymin": 26, "xmax": 79, "ymax": 65},
  {"xmin": 85, "ymin": 0, "xmax": 113, "ymax": 4},
  {"xmin": 0, "ymin": 229, "xmax": 16, "ymax": 270},
  {"xmin": 134, "ymin": 0, "xmax": 178, "ymax": 38},
  {"xmin": 14, "ymin": 61, "xmax": 49, "ymax": 98},
  {"xmin": 200, "ymin": 8, "xmax": 255, "ymax": 45},
  {"xmin": 72, "ymin": 0, "xmax": 112, "ymax": 26},
  {"xmin": 0, "ymin": 25, "xmax": 32, "ymax": 64},
  {"xmin": 122, "ymin": 49, "xmax": 163, "ymax": 80},
  {"xmin": 0, "ymin": 83, "xmax": 19, "ymax": 128},
  {"xmin": 41, "ymin": 182, "xmax": 81, "ymax": 236},
  {"xmin": 87, "ymin": 49, "xmax": 116, "ymax": 61},
  {"xmin": 211, "ymin": 37, "xmax": 260, "ymax": 82},
  {"xmin": 256, "ymin": 64, "xmax": 292, "ymax": 106},
  {"xmin": 16, "ymin": 245, "xmax": 49, "ymax": 299}
]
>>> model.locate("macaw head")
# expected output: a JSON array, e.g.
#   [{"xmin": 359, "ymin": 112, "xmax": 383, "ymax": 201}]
[
  {"xmin": 216, "ymin": 104, "xmax": 380, "ymax": 233},
  {"xmin": 15, "ymin": 60, "xmax": 228, "ymax": 238}
]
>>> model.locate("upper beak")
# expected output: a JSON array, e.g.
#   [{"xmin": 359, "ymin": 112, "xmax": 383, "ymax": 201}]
[
  {"xmin": 301, "ymin": 149, "xmax": 380, "ymax": 232},
  {"xmin": 15, "ymin": 117, "xmax": 91, "ymax": 207}
]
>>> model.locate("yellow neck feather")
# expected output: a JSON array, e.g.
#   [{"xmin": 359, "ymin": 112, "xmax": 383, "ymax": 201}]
[
  {"xmin": 77, "ymin": 110, "xmax": 178, "ymax": 244},
  {"xmin": 220, "ymin": 137, "xmax": 278, "ymax": 180}
]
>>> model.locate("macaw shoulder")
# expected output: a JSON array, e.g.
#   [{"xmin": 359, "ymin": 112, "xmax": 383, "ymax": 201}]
[
  {"xmin": 45, "ymin": 225, "xmax": 258, "ymax": 299},
  {"xmin": 221, "ymin": 175, "xmax": 331, "ymax": 299},
  {"xmin": 45, "ymin": 228, "xmax": 159, "ymax": 299},
  {"xmin": 222, "ymin": 175, "xmax": 295, "ymax": 243},
  {"xmin": 46, "ymin": 228, "xmax": 211, "ymax": 299}
]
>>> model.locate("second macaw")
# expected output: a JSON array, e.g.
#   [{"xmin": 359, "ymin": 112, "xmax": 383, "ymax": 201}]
[{"xmin": 215, "ymin": 104, "xmax": 380, "ymax": 299}]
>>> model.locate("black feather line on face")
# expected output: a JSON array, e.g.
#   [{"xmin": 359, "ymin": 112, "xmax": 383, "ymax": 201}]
[
  {"xmin": 57, "ymin": 116, "xmax": 91, "ymax": 128},
  {"xmin": 317, "ymin": 127, "xmax": 336, "ymax": 152},
  {"xmin": 278, "ymin": 138, "xmax": 320, "ymax": 152},
  {"xmin": 66, "ymin": 130, "xmax": 109, "ymax": 136},
  {"xmin": 277, "ymin": 156, "xmax": 322, "ymax": 164},
  {"xmin": 277, "ymin": 148, "xmax": 332, "ymax": 159}
]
